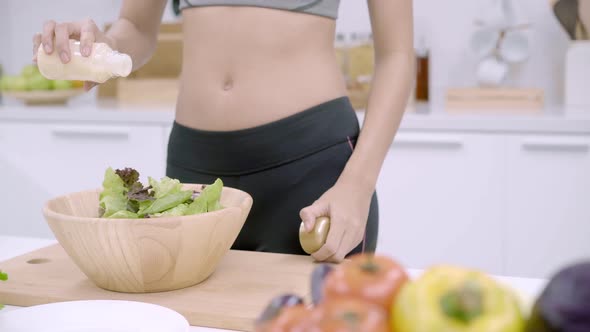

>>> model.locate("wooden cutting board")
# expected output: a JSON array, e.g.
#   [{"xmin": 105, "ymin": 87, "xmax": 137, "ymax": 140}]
[{"xmin": 0, "ymin": 244, "xmax": 316, "ymax": 331}]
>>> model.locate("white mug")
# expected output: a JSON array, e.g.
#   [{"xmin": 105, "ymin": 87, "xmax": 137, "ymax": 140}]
[{"xmin": 477, "ymin": 56, "xmax": 509, "ymax": 87}]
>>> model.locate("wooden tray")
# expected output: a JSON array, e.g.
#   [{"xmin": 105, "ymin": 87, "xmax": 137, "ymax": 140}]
[
  {"xmin": 2, "ymin": 89, "xmax": 85, "ymax": 105},
  {"xmin": 0, "ymin": 244, "xmax": 316, "ymax": 331},
  {"xmin": 445, "ymin": 87, "xmax": 544, "ymax": 113}
]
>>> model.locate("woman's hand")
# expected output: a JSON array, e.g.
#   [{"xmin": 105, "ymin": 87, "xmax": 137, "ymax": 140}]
[
  {"xmin": 32, "ymin": 18, "xmax": 113, "ymax": 91},
  {"xmin": 299, "ymin": 178, "xmax": 372, "ymax": 263}
]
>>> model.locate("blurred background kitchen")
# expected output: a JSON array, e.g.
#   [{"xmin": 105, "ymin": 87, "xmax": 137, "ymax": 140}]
[{"xmin": 0, "ymin": 0, "xmax": 588, "ymax": 281}]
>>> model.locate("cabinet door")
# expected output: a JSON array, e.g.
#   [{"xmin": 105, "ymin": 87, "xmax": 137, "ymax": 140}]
[
  {"xmin": 505, "ymin": 135, "xmax": 590, "ymax": 278},
  {"xmin": 0, "ymin": 123, "xmax": 166, "ymax": 238},
  {"xmin": 376, "ymin": 132, "xmax": 505, "ymax": 274}
]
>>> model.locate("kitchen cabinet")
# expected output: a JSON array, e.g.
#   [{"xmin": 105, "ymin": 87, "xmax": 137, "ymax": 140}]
[
  {"xmin": 0, "ymin": 123, "xmax": 166, "ymax": 238},
  {"xmin": 504, "ymin": 134, "xmax": 590, "ymax": 278},
  {"xmin": 376, "ymin": 132, "xmax": 505, "ymax": 274}
]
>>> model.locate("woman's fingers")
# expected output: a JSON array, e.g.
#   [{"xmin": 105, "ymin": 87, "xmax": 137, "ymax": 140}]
[
  {"xmin": 311, "ymin": 214, "xmax": 365, "ymax": 263},
  {"xmin": 41, "ymin": 20, "xmax": 56, "ymax": 54},
  {"xmin": 54, "ymin": 22, "xmax": 72, "ymax": 63},
  {"xmin": 299, "ymin": 201, "xmax": 329, "ymax": 232},
  {"xmin": 329, "ymin": 230, "xmax": 362, "ymax": 263},
  {"xmin": 32, "ymin": 33, "xmax": 42, "ymax": 62},
  {"xmin": 312, "ymin": 223, "xmax": 345, "ymax": 262},
  {"xmin": 37, "ymin": 19, "xmax": 90, "ymax": 62},
  {"xmin": 80, "ymin": 19, "xmax": 97, "ymax": 57}
]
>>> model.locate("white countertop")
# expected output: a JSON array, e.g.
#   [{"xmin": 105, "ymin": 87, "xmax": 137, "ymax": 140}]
[
  {"xmin": 0, "ymin": 103, "xmax": 175, "ymax": 125},
  {"xmin": 0, "ymin": 235, "xmax": 548, "ymax": 331},
  {"xmin": 1, "ymin": 101, "xmax": 590, "ymax": 134}
]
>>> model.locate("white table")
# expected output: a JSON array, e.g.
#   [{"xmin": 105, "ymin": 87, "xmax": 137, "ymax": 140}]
[{"xmin": 0, "ymin": 235, "xmax": 548, "ymax": 331}]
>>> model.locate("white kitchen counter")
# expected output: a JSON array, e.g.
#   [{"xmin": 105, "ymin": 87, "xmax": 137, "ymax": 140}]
[
  {"xmin": 0, "ymin": 103, "xmax": 175, "ymax": 125},
  {"xmin": 0, "ymin": 235, "xmax": 548, "ymax": 331},
  {"xmin": 1, "ymin": 102, "xmax": 590, "ymax": 134}
]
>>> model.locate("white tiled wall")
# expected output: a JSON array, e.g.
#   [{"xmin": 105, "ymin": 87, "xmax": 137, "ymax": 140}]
[{"xmin": 0, "ymin": 0, "xmax": 572, "ymax": 107}]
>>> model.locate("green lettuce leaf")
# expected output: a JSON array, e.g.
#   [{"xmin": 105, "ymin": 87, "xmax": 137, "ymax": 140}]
[
  {"xmin": 138, "ymin": 199, "xmax": 153, "ymax": 212},
  {"xmin": 152, "ymin": 203, "xmax": 189, "ymax": 217},
  {"xmin": 99, "ymin": 167, "xmax": 128, "ymax": 218},
  {"xmin": 108, "ymin": 210, "xmax": 139, "ymax": 219},
  {"xmin": 186, "ymin": 195, "xmax": 207, "ymax": 215},
  {"xmin": 138, "ymin": 188, "xmax": 192, "ymax": 216},
  {"xmin": 186, "ymin": 178, "xmax": 223, "ymax": 215},
  {"xmin": 149, "ymin": 176, "xmax": 184, "ymax": 199},
  {"xmin": 98, "ymin": 168, "xmax": 224, "ymax": 219},
  {"xmin": 203, "ymin": 178, "xmax": 223, "ymax": 212}
]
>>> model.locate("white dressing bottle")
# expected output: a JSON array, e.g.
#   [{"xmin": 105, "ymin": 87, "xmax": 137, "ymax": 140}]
[{"xmin": 37, "ymin": 40, "xmax": 132, "ymax": 83}]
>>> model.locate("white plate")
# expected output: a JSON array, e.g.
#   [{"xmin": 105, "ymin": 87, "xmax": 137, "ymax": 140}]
[{"xmin": 0, "ymin": 300, "xmax": 189, "ymax": 332}]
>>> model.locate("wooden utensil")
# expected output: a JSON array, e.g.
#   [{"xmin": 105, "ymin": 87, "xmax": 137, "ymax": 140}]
[
  {"xmin": 42, "ymin": 184, "xmax": 253, "ymax": 293},
  {"xmin": 551, "ymin": 0, "xmax": 588, "ymax": 40},
  {"xmin": 580, "ymin": 0, "xmax": 590, "ymax": 39}
]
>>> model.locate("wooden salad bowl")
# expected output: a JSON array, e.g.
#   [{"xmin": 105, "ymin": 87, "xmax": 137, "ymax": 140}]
[{"xmin": 42, "ymin": 184, "xmax": 253, "ymax": 294}]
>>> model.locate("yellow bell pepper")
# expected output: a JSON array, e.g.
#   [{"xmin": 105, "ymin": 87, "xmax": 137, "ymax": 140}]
[{"xmin": 392, "ymin": 265, "xmax": 525, "ymax": 332}]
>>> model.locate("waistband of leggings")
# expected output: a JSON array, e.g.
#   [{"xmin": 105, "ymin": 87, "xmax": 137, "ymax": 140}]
[{"xmin": 167, "ymin": 96, "xmax": 360, "ymax": 176}]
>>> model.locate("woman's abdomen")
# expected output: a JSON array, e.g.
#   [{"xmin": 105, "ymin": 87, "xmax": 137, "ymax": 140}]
[{"xmin": 175, "ymin": 6, "xmax": 348, "ymax": 131}]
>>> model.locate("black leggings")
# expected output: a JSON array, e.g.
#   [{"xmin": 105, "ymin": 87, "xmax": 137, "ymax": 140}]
[{"xmin": 166, "ymin": 96, "xmax": 378, "ymax": 256}]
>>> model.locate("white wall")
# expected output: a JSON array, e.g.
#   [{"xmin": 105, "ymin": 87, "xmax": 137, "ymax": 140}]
[
  {"xmin": 0, "ymin": 0, "xmax": 12, "ymax": 78},
  {"xmin": 0, "ymin": 0, "xmax": 572, "ymax": 108}
]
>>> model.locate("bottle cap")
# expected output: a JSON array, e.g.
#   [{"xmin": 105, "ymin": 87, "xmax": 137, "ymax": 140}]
[
  {"xmin": 107, "ymin": 52, "xmax": 132, "ymax": 78},
  {"xmin": 416, "ymin": 36, "xmax": 429, "ymax": 57}
]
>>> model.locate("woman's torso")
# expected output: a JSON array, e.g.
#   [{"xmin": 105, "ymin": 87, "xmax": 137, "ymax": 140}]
[{"xmin": 175, "ymin": 5, "xmax": 347, "ymax": 131}]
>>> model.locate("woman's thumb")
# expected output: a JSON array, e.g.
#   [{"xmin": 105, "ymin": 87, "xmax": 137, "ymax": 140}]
[{"xmin": 300, "ymin": 201, "xmax": 329, "ymax": 232}]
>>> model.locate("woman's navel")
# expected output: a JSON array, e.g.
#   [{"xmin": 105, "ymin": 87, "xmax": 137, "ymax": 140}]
[{"xmin": 222, "ymin": 75, "xmax": 234, "ymax": 91}]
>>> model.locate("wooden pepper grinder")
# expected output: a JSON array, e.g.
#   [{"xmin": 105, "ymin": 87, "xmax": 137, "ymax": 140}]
[{"xmin": 299, "ymin": 217, "xmax": 331, "ymax": 255}]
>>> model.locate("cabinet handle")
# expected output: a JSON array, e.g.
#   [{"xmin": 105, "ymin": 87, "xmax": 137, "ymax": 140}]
[
  {"xmin": 393, "ymin": 134, "xmax": 464, "ymax": 149},
  {"xmin": 51, "ymin": 126, "xmax": 130, "ymax": 140},
  {"xmin": 521, "ymin": 140, "xmax": 589, "ymax": 152}
]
